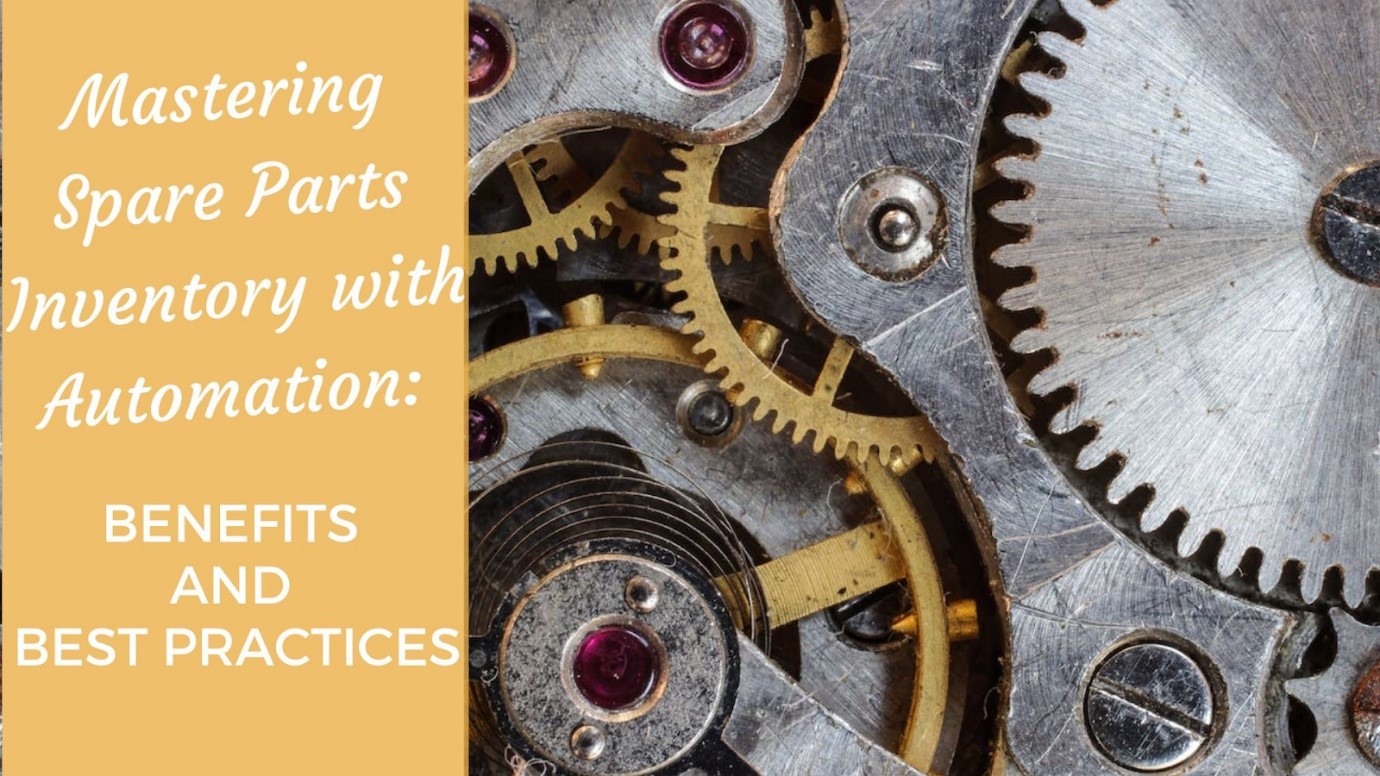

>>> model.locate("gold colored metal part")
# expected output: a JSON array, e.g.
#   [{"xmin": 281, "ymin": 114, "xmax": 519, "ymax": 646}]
[
  {"xmin": 658, "ymin": 143, "xmax": 941, "ymax": 466},
  {"xmin": 893, "ymin": 599, "xmax": 980, "ymax": 643},
  {"xmin": 469, "ymin": 133, "xmax": 663, "ymax": 275},
  {"xmin": 739, "ymin": 318, "xmax": 784, "ymax": 362},
  {"xmin": 751, "ymin": 521, "xmax": 904, "ymax": 625},
  {"xmin": 597, "ymin": 146, "xmax": 770, "ymax": 263},
  {"xmin": 562, "ymin": 294, "xmax": 607, "ymax": 379},
  {"xmin": 526, "ymin": 140, "xmax": 591, "ymax": 204},
  {"xmin": 804, "ymin": 6, "xmax": 843, "ymax": 62},
  {"xmin": 469, "ymin": 324, "xmax": 950, "ymax": 773}
]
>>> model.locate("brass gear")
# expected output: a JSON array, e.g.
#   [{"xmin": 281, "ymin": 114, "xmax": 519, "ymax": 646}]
[
  {"xmin": 469, "ymin": 321, "xmax": 961, "ymax": 771},
  {"xmin": 598, "ymin": 141, "xmax": 771, "ymax": 264},
  {"xmin": 470, "ymin": 6, "xmax": 838, "ymax": 278},
  {"xmin": 657, "ymin": 144, "xmax": 937, "ymax": 468},
  {"xmin": 469, "ymin": 132, "xmax": 665, "ymax": 275}
]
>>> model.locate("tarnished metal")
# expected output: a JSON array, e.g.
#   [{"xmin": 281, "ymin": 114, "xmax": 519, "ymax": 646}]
[
  {"xmin": 1286, "ymin": 610, "xmax": 1380, "ymax": 774},
  {"xmin": 467, "ymin": 323, "xmax": 955, "ymax": 770},
  {"xmin": 757, "ymin": 0, "xmax": 1299, "ymax": 770},
  {"xmin": 468, "ymin": 0, "xmax": 806, "ymax": 181},
  {"xmin": 993, "ymin": 0, "xmax": 1380, "ymax": 605}
]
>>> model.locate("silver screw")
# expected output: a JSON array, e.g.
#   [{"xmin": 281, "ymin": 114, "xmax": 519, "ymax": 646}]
[
  {"xmin": 1084, "ymin": 641, "xmax": 1217, "ymax": 772},
  {"xmin": 837, "ymin": 167, "xmax": 946, "ymax": 281},
  {"xmin": 873, "ymin": 205, "xmax": 920, "ymax": 251},
  {"xmin": 570, "ymin": 724, "xmax": 607, "ymax": 761},
  {"xmin": 625, "ymin": 575, "xmax": 660, "ymax": 614}
]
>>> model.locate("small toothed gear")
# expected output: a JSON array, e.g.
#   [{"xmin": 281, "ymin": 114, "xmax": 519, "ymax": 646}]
[
  {"xmin": 1285, "ymin": 611, "xmax": 1380, "ymax": 774},
  {"xmin": 989, "ymin": 0, "xmax": 1380, "ymax": 605},
  {"xmin": 469, "ymin": 132, "xmax": 665, "ymax": 275},
  {"xmin": 658, "ymin": 143, "xmax": 936, "ymax": 467}
]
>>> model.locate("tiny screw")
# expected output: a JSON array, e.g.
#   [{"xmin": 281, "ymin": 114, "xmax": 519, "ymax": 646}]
[
  {"xmin": 873, "ymin": 204, "xmax": 920, "ymax": 252},
  {"xmin": 838, "ymin": 168, "xmax": 946, "ymax": 281},
  {"xmin": 687, "ymin": 390, "xmax": 734, "ymax": 437},
  {"xmin": 678, "ymin": 381, "xmax": 740, "ymax": 447},
  {"xmin": 625, "ymin": 575, "xmax": 661, "ymax": 614},
  {"xmin": 570, "ymin": 724, "xmax": 607, "ymax": 761},
  {"xmin": 1315, "ymin": 162, "xmax": 1380, "ymax": 286},
  {"xmin": 1084, "ymin": 641, "xmax": 1217, "ymax": 772}
]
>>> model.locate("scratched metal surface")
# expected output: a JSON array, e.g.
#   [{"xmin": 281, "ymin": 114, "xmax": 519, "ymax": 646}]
[
  {"xmin": 764, "ymin": 0, "xmax": 1297, "ymax": 771},
  {"xmin": 994, "ymin": 0, "xmax": 1380, "ymax": 606},
  {"xmin": 1286, "ymin": 611, "xmax": 1380, "ymax": 773},
  {"xmin": 1008, "ymin": 541, "xmax": 1286, "ymax": 775},
  {"xmin": 471, "ymin": 356, "xmax": 919, "ymax": 748},
  {"xmin": 469, "ymin": 0, "xmax": 805, "ymax": 182},
  {"xmin": 725, "ymin": 632, "xmax": 918, "ymax": 775}
]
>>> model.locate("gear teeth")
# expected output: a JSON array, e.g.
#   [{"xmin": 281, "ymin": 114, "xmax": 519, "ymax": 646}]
[
  {"xmin": 1074, "ymin": 434, "xmax": 1113, "ymax": 471},
  {"xmin": 1013, "ymin": 71, "xmax": 1065, "ymax": 108},
  {"xmin": 1032, "ymin": 30, "xmax": 1083, "ymax": 63},
  {"xmin": 1000, "ymin": 287, "xmax": 1043, "ymax": 318},
  {"xmin": 1173, "ymin": 513, "xmax": 1212, "ymax": 557},
  {"xmin": 1104, "ymin": 465, "xmax": 1142, "ymax": 506},
  {"xmin": 1216, "ymin": 530, "xmax": 1255, "ymax": 579},
  {"xmin": 1299, "ymin": 565, "xmax": 1327, "ymax": 606},
  {"xmin": 1001, "ymin": 114, "xmax": 1046, "ymax": 146},
  {"xmin": 470, "ymin": 134, "xmax": 667, "ymax": 277},
  {"xmin": 656, "ymin": 143, "xmax": 931, "ymax": 472},
  {"xmin": 1342, "ymin": 570, "xmax": 1367, "ymax": 610},
  {"xmin": 990, "ymin": 154, "xmax": 1039, "ymax": 191},
  {"xmin": 1258, "ymin": 554, "xmax": 1287, "ymax": 596},
  {"xmin": 1026, "ymin": 357, "xmax": 1073, "ymax": 398},
  {"xmin": 980, "ymin": 13, "xmax": 1380, "ymax": 608}
]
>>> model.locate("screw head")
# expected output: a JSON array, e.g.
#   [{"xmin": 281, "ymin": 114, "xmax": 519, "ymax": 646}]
[
  {"xmin": 469, "ymin": 10, "xmax": 512, "ymax": 100},
  {"xmin": 838, "ymin": 168, "xmax": 947, "ymax": 281},
  {"xmin": 469, "ymin": 396, "xmax": 505, "ymax": 460},
  {"xmin": 873, "ymin": 205, "xmax": 921, "ymax": 252},
  {"xmin": 1314, "ymin": 162, "xmax": 1380, "ymax": 286},
  {"xmin": 1084, "ymin": 641, "xmax": 1217, "ymax": 772},
  {"xmin": 677, "ymin": 381, "xmax": 741, "ymax": 447},
  {"xmin": 660, "ymin": 1, "xmax": 752, "ymax": 91},
  {"xmin": 570, "ymin": 724, "xmax": 607, "ymax": 761},
  {"xmin": 1351, "ymin": 655, "xmax": 1380, "ymax": 766},
  {"xmin": 687, "ymin": 390, "xmax": 733, "ymax": 437},
  {"xmin": 625, "ymin": 575, "xmax": 661, "ymax": 614}
]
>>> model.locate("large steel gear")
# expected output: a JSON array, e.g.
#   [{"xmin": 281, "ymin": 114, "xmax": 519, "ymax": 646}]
[
  {"xmin": 1285, "ymin": 611, "xmax": 1380, "ymax": 773},
  {"xmin": 991, "ymin": 0, "xmax": 1380, "ymax": 605},
  {"xmin": 466, "ymin": 0, "xmax": 1352, "ymax": 772},
  {"xmin": 658, "ymin": 144, "xmax": 939, "ymax": 466}
]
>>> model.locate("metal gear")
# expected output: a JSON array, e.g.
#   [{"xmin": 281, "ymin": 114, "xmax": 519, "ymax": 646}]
[
  {"xmin": 588, "ymin": 6, "xmax": 838, "ymax": 267},
  {"xmin": 658, "ymin": 143, "xmax": 938, "ymax": 467},
  {"xmin": 468, "ymin": 321, "xmax": 973, "ymax": 772},
  {"xmin": 469, "ymin": 132, "xmax": 665, "ymax": 276},
  {"xmin": 991, "ymin": 0, "xmax": 1380, "ymax": 605},
  {"xmin": 1285, "ymin": 610, "xmax": 1380, "ymax": 773}
]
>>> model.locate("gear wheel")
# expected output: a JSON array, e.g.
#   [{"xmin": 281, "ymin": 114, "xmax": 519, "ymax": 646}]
[
  {"xmin": 469, "ymin": 132, "xmax": 665, "ymax": 275},
  {"xmin": 1285, "ymin": 610, "xmax": 1380, "ymax": 774},
  {"xmin": 658, "ymin": 144, "xmax": 936, "ymax": 467},
  {"xmin": 469, "ymin": 321, "xmax": 961, "ymax": 771},
  {"xmin": 990, "ymin": 0, "xmax": 1380, "ymax": 605}
]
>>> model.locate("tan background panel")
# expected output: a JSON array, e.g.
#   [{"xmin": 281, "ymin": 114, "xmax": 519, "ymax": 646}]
[{"xmin": 3, "ymin": 3, "xmax": 468, "ymax": 772}]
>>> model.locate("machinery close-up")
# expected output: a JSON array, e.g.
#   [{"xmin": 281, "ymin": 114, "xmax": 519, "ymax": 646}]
[{"xmin": 464, "ymin": 0, "xmax": 1380, "ymax": 773}]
